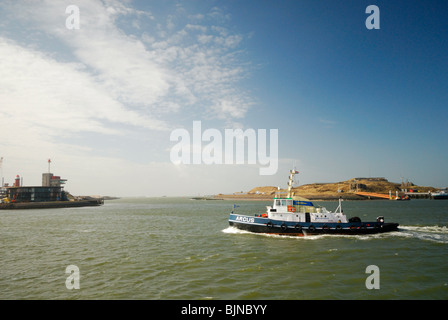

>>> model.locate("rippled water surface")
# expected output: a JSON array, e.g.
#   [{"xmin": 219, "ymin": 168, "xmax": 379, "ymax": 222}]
[{"xmin": 1, "ymin": 198, "xmax": 447, "ymax": 299}]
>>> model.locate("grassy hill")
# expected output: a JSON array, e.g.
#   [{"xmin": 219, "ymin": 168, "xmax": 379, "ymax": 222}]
[{"xmin": 217, "ymin": 177, "xmax": 434, "ymax": 200}]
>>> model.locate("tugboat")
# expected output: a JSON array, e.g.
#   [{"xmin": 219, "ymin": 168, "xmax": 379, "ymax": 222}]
[{"xmin": 228, "ymin": 170, "xmax": 399, "ymax": 236}]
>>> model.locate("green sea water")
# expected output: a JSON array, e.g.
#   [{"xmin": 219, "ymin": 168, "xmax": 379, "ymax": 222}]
[{"xmin": 1, "ymin": 197, "xmax": 447, "ymax": 300}]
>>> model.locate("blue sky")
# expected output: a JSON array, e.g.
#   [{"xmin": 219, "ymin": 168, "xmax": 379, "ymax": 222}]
[{"xmin": 0, "ymin": 1, "xmax": 447, "ymax": 196}]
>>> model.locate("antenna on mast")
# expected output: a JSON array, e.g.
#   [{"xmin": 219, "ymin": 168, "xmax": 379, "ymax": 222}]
[
  {"xmin": 48, "ymin": 158, "xmax": 51, "ymax": 173},
  {"xmin": 287, "ymin": 169, "xmax": 299, "ymax": 198},
  {"xmin": 0, "ymin": 157, "xmax": 3, "ymax": 187},
  {"xmin": 293, "ymin": 161, "xmax": 299, "ymax": 187}
]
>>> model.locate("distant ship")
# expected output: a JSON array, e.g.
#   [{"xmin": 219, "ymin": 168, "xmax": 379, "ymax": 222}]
[
  {"xmin": 431, "ymin": 190, "xmax": 448, "ymax": 200},
  {"xmin": 228, "ymin": 170, "xmax": 399, "ymax": 236},
  {"xmin": 191, "ymin": 196, "xmax": 222, "ymax": 200}
]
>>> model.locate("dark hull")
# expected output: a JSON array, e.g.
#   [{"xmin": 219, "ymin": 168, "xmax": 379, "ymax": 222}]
[
  {"xmin": 433, "ymin": 195, "xmax": 448, "ymax": 200},
  {"xmin": 229, "ymin": 214, "xmax": 399, "ymax": 236},
  {"xmin": 0, "ymin": 199, "xmax": 103, "ymax": 210}
]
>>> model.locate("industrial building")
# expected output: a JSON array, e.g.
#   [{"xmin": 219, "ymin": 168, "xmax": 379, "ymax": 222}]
[
  {"xmin": 2, "ymin": 172, "xmax": 68, "ymax": 203},
  {"xmin": 0, "ymin": 159, "xmax": 103, "ymax": 209}
]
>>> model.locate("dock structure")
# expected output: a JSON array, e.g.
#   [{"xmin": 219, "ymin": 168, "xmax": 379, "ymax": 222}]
[
  {"xmin": 356, "ymin": 191, "xmax": 433, "ymax": 200},
  {"xmin": 355, "ymin": 192, "xmax": 391, "ymax": 199},
  {"xmin": 404, "ymin": 192, "xmax": 431, "ymax": 199}
]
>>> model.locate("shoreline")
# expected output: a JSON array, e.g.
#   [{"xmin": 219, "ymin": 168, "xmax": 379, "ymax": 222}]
[
  {"xmin": 211, "ymin": 177, "xmax": 437, "ymax": 202},
  {"xmin": 0, "ymin": 199, "xmax": 104, "ymax": 210},
  {"xmin": 212, "ymin": 193, "xmax": 368, "ymax": 201}
]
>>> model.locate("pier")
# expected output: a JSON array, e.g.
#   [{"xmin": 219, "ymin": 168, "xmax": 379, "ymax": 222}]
[
  {"xmin": 404, "ymin": 192, "xmax": 431, "ymax": 199},
  {"xmin": 355, "ymin": 192, "xmax": 391, "ymax": 199},
  {"xmin": 355, "ymin": 191, "xmax": 432, "ymax": 200}
]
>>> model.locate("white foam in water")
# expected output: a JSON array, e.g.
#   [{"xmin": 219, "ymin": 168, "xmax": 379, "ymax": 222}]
[
  {"xmin": 396, "ymin": 225, "xmax": 448, "ymax": 244},
  {"xmin": 222, "ymin": 226, "xmax": 251, "ymax": 234},
  {"xmin": 222, "ymin": 227, "xmax": 377, "ymax": 240},
  {"xmin": 223, "ymin": 225, "xmax": 448, "ymax": 243},
  {"xmin": 400, "ymin": 225, "xmax": 448, "ymax": 233}
]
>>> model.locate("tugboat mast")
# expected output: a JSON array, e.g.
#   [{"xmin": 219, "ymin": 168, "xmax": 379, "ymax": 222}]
[{"xmin": 287, "ymin": 169, "xmax": 299, "ymax": 198}]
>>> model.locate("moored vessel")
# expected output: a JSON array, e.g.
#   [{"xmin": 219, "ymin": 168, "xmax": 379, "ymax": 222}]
[
  {"xmin": 228, "ymin": 170, "xmax": 399, "ymax": 236},
  {"xmin": 431, "ymin": 190, "xmax": 448, "ymax": 200}
]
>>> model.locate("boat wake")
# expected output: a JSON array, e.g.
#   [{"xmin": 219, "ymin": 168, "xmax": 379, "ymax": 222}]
[
  {"xmin": 222, "ymin": 226, "xmax": 251, "ymax": 235},
  {"xmin": 396, "ymin": 225, "xmax": 448, "ymax": 244},
  {"xmin": 222, "ymin": 225, "xmax": 448, "ymax": 243}
]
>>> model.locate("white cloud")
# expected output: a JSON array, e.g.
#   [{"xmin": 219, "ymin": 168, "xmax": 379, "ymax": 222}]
[
  {"xmin": 0, "ymin": 37, "xmax": 167, "ymax": 134},
  {"xmin": 1, "ymin": 0, "xmax": 253, "ymax": 121},
  {"xmin": 7, "ymin": 0, "xmax": 172, "ymax": 110},
  {"xmin": 0, "ymin": 0, "xmax": 256, "ymax": 196}
]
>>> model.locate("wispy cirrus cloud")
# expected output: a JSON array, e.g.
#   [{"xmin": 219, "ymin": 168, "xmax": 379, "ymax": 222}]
[
  {"xmin": 0, "ymin": 0, "xmax": 254, "ymax": 140},
  {"xmin": 0, "ymin": 0, "xmax": 252, "ymax": 124},
  {"xmin": 0, "ymin": 37, "xmax": 167, "ymax": 133},
  {"xmin": 0, "ymin": 0, "xmax": 255, "ymax": 194}
]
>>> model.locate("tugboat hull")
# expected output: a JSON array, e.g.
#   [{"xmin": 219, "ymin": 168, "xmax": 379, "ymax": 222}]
[{"xmin": 229, "ymin": 214, "xmax": 399, "ymax": 236}]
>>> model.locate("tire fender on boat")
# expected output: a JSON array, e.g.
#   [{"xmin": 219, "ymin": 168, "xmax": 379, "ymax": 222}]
[{"xmin": 308, "ymin": 225, "xmax": 316, "ymax": 232}]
